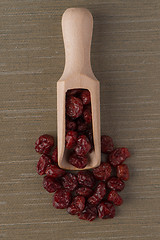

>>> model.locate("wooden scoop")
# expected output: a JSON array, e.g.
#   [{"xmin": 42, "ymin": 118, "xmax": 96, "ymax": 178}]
[{"xmin": 57, "ymin": 8, "xmax": 101, "ymax": 170}]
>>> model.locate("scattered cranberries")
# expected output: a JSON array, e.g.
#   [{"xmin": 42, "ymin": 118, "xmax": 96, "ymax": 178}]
[
  {"xmin": 35, "ymin": 134, "xmax": 54, "ymax": 154},
  {"xmin": 101, "ymin": 135, "xmax": 114, "ymax": 153},
  {"xmin": 67, "ymin": 196, "xmax": 85, "ymax": 215},
  {"xmin": 37, "ymin": 155, "xmax": 51, "ymax": 175},
  {"xmin": 43, "ymin": 176, "xmax": 61, "ymax": 193},
  {"xmin": 117, "ymin": 164, "xmax": 129, "ymax": 181},
  {"xmin": 93, "ymin": 162, "xmax": 112, "ymax": 181},
  {"xmin": 69, "ymin": 152, "xmax": 88, "ymax": 169},
  {"xmin": 77, "ymin": 171, "xmax": 95, "ymax": 188},
  {"xmin": 52, "ymin": 147, "xmax": 58, "ymax": 163},
  {"xmin": 109, "ymin": 147, "xmax": 130, "ymax": 167},
  {"xmin": 107, "ymin": 190, "xmax": 123, "ymax": 206},
  {"xmin": 98, "ymin": 201, "xmax": 115, "ymax": 219},
  {"xmin": 75, "ymin": 187, "xmax": 93, "ymax": 198},
  {"xmin": 45, "ymin": 165, "xmax": 65, "ymax": 178},
  {"xmin": 62, "ymin": 173, "xmax": 78, "ymax": 191},
  {"xmin": 107, "ymin": 177, "xmax": 125, "ymax": 191},
  {"xmin": 88, "ymin": 182, "xmax": 106, "ymax": 205},
  {"xmin": 53, "ymin": 189, "xmax": 71, "ymax": 209},
  {"xmin": 78, "ymin": 203, "xmax": 97, "ymax": 221}
]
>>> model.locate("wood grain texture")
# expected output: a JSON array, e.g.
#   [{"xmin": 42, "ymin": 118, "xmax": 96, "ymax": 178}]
[{"xmin": 0, "ymin": 0, "xmax": 160, "ymax": 239}]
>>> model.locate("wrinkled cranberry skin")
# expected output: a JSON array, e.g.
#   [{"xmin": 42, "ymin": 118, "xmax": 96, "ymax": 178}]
[
  {"xmin": 93, "ymin": 163, "xmax": 112, "ymax": 181},
  {"xmin": 45, "ymin": 165, "xmax": 66, "ymax": 178},
  {"xmin": 67, "ymin": 89, "xmax": 82, "ymax": 96},
  {"xmin": 76, "ymin": 118, "xmax": 88, "ymax": 132},
  {"xmin": 117, "ymin": 164, "xmax": 129, "ymax": 181},
  {"xmin": 35, "ymin": 134, "xmax": 54, "ymax": 154},
  {"xmin": 37, "ymin": 155, "xmax": 51, "ymax": 175},
  {"xmin": 80, "ymin": 90, "xmax": 91, "ymax": 105},
  {"xmin": 69, "ymin": 152, "xmax": 88, "ymax": 169},
  {"xmin": 78, "ymin": 204, "xmax": 97, "ymax": 221},
  {"xmin": 65, "ymin": 131, "xmax": 77, "ymax": 149},
  {"xmin": 88, "ymin": 182, "xmax": 106, "ymax": 205},
  {"xmin": 52, "ymin": 147, "xmax": 58, "ymax": 163},
  {"xmin": 107, "ymin": 190, "xmax": 123, "ymax": 206},
  {"xmin": 109, "ymin": 148, "xmax": 130, "ymax": 167},
  {"xmin": 67, "ymin": 196, "xmax": 85, "ymax": 215},
  {"xmin": 66, "ymin": 96, "xmax": 83, "ymax": 119},
  {"xmin": 66, "ymin": 119, "xmax": 77, "ymax": 131},
  {"xmin": 53, "ymin": 189, "xmax": 71, "ymax": 209},
  {"xmin": 83, "ymin": 106, "xmax": 92, "ymax": 124},
  {"xmin": 107, "ymin": 177, "xmax": 125, "ymax": 191},
  {"xmin": 43, "ymin": 176, "xmax": 62, "ymax": 193},
  {"xmin": 98, "ymin": 201, "xmax": 115, "ymax": 219},
  {"xmin": 75, "ymin": 135, "xmax": 91, "ymax": 156},
  {"xmin": 75, "ymin": 187, "xmax": 93, "ymax": 198},
  {"xmin": 101, "ymin": 135, "xmax": 114, "ymax": 154},
  {"xmin": 77, "ymin": 171, "xmax": 95, "ymax": 188},
  {"xmin": 62, "ymin": 173, "xmax": 78, "ymax": 191}
]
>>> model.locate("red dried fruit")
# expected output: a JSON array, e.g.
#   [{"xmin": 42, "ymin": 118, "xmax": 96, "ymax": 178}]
[
  {"xmin": 101, "ymin": 135, "xmax": 114, "ymax": 153},
  {"xmin": 66, "ymin": 96, "xmax": 83, "ymax": 119},
  {"xmin": 66, "ymin": 119, "xmax": 77, "ymax": 131},
  {"xmin": 109, "ymin": 148, "xmax": 130, "ymax": 167},
  {"xmin": 69, "ymin": 152, "xmax": 88, "ymax": 169},
  {"xmin": 65, "ymin": 131, "xmax": 77, "ymax": 149},
  {"xmin": 67, "ymin": 89, "xmax": 82, "ymax": 96},
  {"xmin": 76, "ymin": 118, "xmax": 88, "ymax": 132},
  {"xmin": 67, "ymin": 196, "xmax": 85, "ymax": 215},
  {"xmin": 117, "ymin": 164, "xmax": 129, "ymax": 181},
  {"xmin": 75, "ymin": 135, "xmax": 91, "ymax": 156},
  {"xmin": 75, "ymin": 187, "xmax": 93, "ymax": 198},
  {"xmin": 80, "ymin": 90, "xmax": 91, "ymax": 105},
  {"xmin": 52, "ymin": 147, "xmax": 58, "ymax": 163},
  {"xmin": 98, "ymin": 201, "xmax": 115, "ymax": 219},
  {"xmin": 77, "ymin": 171, "xmax": 95, "ymax": 188},
  {"xmin": 45, "ymin": 165, "xmax": 65, "ymax": 178},
  {"xmin": 53, "ymin": 189, "xmax": 71, "ymax": 209},
  {"xmin": 93, "ymin": 162, "xmax": 112, "ymax": 181},
  {"xmin": 107, "ymin": 190, "xmax": 123, "ymax": 206},
  {"xmin": 37, "ymin": 155, "xmax": 51, "ymax": 175},
  {"xmin": 43, "ymin": 176, "xmax": 62, "ymax": 193},
  {"xmin": 62, "ymin": 173, "xmax": 78, "ymax": 191},
  {"xmin": 78, "ymin": 203, "xmax": 97, "ymax": 221},
  {"xmin": 88, "ymin": 182, "xmax": 106, "ymax": 205},
  {"xmin": 83, "ymin": 105, "xmax": 92, "ymax": 124},
  {"xmin": 107, "ymin": 177, "xmax": 125, "ymax": 191},
  {"xmin": 35, "ymin": 134, "xmax": 54, "ymax": 154}
]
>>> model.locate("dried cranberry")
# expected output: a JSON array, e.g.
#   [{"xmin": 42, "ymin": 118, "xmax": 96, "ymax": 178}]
[
  {"xmin": 93, "ymin": 162, "xmax": 112, "ymax": 181},
  {"xmin": 76, "ymin": 118, "xmax": 88, "ymax": 132},
  {"xmin": 75, "ymin": 187, "xmax": 93, "ymax": 198},
  {"xmin": 83, "ymin": 105, "xmax": 92, "ymax": 124},
  {"xmin": 67, "ymin": 89, "xmax": 82, "ymax": 96},
  {"xmin": 98, "ymin": 201, "xmax": 115, "ymax": 219},
  {"xmin": 69, "ymin": 152, "xmax": 88, "ymax": 169},
  {"xmin": 88, "ymin": 182, "xmax": 106, "ymax": 205},
  {"xmin": 80, "ymin": 90, "xmax": 91, "ymax": 105},
  {"xmin": 66, "ymin": 96, "xmax": 83, "ymax": 119},
  {"xmin": 37, "ymin": 155, "xmax": 51, "ymax": 175},
  {"xmin": 43, "ymin": 176, "xmax": 62, "ymax": 193},
  {"xmin": 66, "ymin": 119, "xmax": 77, "ymax": 131},
  {"xmin": 45, "ymin": 165, "xmax": 65, "ymax": 178},
  {"xmin": 78, "ymin": 203, "xmax": 97, "ymax": 221},
  {"xmin": 67, "ymin": 196, "xmax": 85, "ymax": 215},
  {"xmin": 107, "ymin": 190, "xmax": 123, "ymax": 206},
  {"xmin": 107, "ymin": 177, "xmax": 125, "ymax": 191},
  {"xmin": 101, "ymin": 135, "xmax": 114, "ymax": 153},
  {"xmin": 53, "ymin": 189, "xmax": 71, "ymax": 209},
  {"xmin": 52, "ymin": 147, "xmax": 58, "ymax": 163},
  {"xmin": 109, "ymin": 148, "xmax": 130, "ymax": 167},
  {"xmin": 62, "ymin": 173, "xmax": 78, "ymax": 191},
  {"xmin": 35, "ymin": 134, "xmax": 54, "ymax": 154},
  {"xmin": 75, "ymin": 135, "xmax": 91, "ymax": 156},
  {"xmin": 65, "ymin": 131, "xmax": 77, "ymax": 149},
  {"xmin": 77, "ymin": 171, "xmax": 95, "ymax": 188},
  {"xmin": 117, "ymin": 164, "xmax": 129, "ymax": 181}
]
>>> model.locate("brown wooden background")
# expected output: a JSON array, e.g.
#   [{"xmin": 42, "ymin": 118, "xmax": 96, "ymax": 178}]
[{"xmin": 0, "ymin": 0, "xmax": 160, "ymax": 239}]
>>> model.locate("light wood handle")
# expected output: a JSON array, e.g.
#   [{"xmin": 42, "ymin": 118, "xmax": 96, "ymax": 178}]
[{"xmin": 62, "ymin": 8, "xmax": 93, "ymax": 75}]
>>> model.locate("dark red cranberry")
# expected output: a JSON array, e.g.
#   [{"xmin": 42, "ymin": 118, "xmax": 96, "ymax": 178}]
[
  {"xmin": 65, "ymin": 131, "xmax": 77, "ymax": 149},
  {"xmin": 69, "ymin": 152, "xmax": 88, "ymax": 169},
  {"xmin": 80, "ymin": 90, "xmax": 91, "ymax": 105},
  {"xmin": 35, "ymin": 134, "xmax": 54, "ymax": 154},
  {"xmin": 107, "ymin": 190, "xmax": 123, "ymax": 206},
  {"xmin": 98, "ymin": 201, "xmax": 115, "ymax": 219},
  {"xmin": 67, "ymin": 196, "xmax": 85, "ymax": 215},
  {"xmin": 117, "ymin": 164, "xmax": 129, "ymax": 181},
  {"xmin": 43, "ymin": 176, "xmax": 61, "ymax": 193},
  {"xmin": 109, "ymin": 148, "xmax": 130, "ymax": 167},
  {"xmin": 77, "ymin": 171, "xmax": 95, "ymax": 188},
  {"xmin": 83, "ymin": 105, "xmax": 92, "ymax": 124},
  {"xmin": 76, "ymin": 118, "xmax": 88, "ymax": 132},
  {"xmin": 107, "ymin": 177, "xmax": 125, "ymax": 191},
  {"xmin": 66, "ymin": 96, "xmax": 83, "ymax": 119},
  {"xmin": 62, "ymin": 173, "xmax": 78, "ymax": 191},
  {"xmin": 101, "ymin": 135, "xmax": 114, "ymax": 153},
  {"xmin": 88, "ymin": 182, "xmax": 106, "ymax": 205},
  {"xmin": 93, "ymin": 162, "xmax": 112, "ymax": 181},
  {"xmin": 53, "ymin": 189, "xmax": 71, "ymax": 209},
  {"xmin": 75, "ymin": 187, "xmax": 93, "ymax": 198},
  {"xmin": 37, "ymin": 155, "xmax": 51, "ymax": 175},
  {"xmin": 67, "ymin": 89, "xmax": 82, "ymax": 96},
  {"xmin": 52, "ymin": 147, "xmax": 58, "ymax": 163},
  {"xmin": 45, "ymin": 165, "xmax": 65, "ymax": 178},
  {"xmin": 78, "ymin": 203, "xmax": 97, "ymax": 221},
  {"xmin": 75, "ymin": 135, "xmax": 91, "ymax": 156},
  {"xmin": 66, "ymin": 119, "xmax": 77, "ymax": 131}
]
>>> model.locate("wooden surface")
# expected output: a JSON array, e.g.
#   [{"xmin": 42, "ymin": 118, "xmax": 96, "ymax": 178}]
[{"xmin": 0, "ymin": 0, "xmax": 160, "ymax": 240}]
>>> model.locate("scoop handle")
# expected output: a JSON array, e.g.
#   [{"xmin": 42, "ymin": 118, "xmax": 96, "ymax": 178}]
[{"xmin": 62, "ymin": 8, "xmax": 93, "ymax": 75}]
